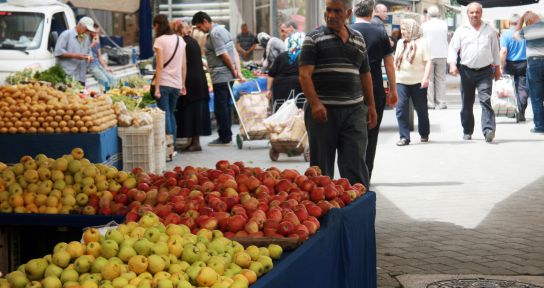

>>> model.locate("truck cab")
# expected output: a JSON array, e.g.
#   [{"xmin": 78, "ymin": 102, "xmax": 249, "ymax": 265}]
[{"xmin": 0, "ymin": 0, "xmax": 76, "ymax": 83}]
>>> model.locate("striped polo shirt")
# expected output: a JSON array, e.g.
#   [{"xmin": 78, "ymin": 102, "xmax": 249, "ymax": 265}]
[
  {"xmin": 300, "ymin": 25, "xmax": 370, "ymax": 106},
  {"xmin": 515, "ymin": 20, "xmax": 544, "ymax": 57}
]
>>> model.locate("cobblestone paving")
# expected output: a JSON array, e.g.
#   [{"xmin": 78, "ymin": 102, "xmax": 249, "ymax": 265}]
[{"xmin": 375, "ymin": 175, "xmax": 544, "ymax": 287}]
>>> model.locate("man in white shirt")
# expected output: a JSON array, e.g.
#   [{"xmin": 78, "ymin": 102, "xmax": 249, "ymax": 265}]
[
  {"xmin": 448, "ymin": 2, "xmax": 501, "ymax": 143},
  {"xmin": 422, "ymin": 6, "xmax": 449, "ymax": 109}
]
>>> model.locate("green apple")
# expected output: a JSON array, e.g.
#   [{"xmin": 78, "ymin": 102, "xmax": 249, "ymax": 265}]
[
  {"xmin": 144, "ymin": 227, "xmax": 161, "ymax": 243},
  {"xmin": 101, "ymin": 240, "xmax": 119, "ymax": 259},
  {"xmin": 25, "ymin": 258, "xmax": 48, "ymax": 280},
  {"xmin": 133, "ymin": 238, "xmax": 152, "ymax": 256},
  {"xmin": 105, "ymin": 229, "xmax": 124, "ymax": 244},
  {"xmin": 44, "ymin": 264, "xmax": 63, "ymax": 278},
  {"xmin": 207, "ymin": 237, "xmax": 230, "ymax": 254},
  {"xmin": 197, "ymin": 251, "xmax": 211, "ymax": 263},
  {"xmin": 245, "ymin": 245, "xmax": 260, "ymax": 261},
  {"xmin": 41, "ymin": 276, "xmax": 61, "ymax": 288},
  {"xmin": 206, "ymin": 256, "xmax": 226, "ymax": 275},
  {"xmin": 111, "ymin": 277, "xmax": 128, "ymax": 288},
  {"xmin": 185, "ymin": 266, "xmax": 201, "ymax": 284},
  {"xmin": 176, "ymin": 280, "xmax": 192, "ymax": 288},
  {"xmin": 74, "ymin": 255, "xmax": 93, "ymax": 274},
  {"xmin": 6, "ymin": 270, "xmax": 29, "ymax": 288},
  {"xmin": 267, "ymin": 244, "xmax": 283, "ymax": 260},
  {"xmin": 257, "ymin": 255, "xmax": 274, "ymax": 273},
  {"xmin": 249, "ymin": 261, "xmax": 265, "ymax": 277},
  {"xmin": 91, "ymin": 257, "xmax": 109, "ymax": 273},
  {"xmin": 53, "ymin": 242, "xmax": 67, "ymax": 253},
  {"xmin": 150, "ymin": 242, "xmax": 168, "ymax": 256},
  {"xmin": 147, "ymin": 255, "xmax": 166, "ymax": 274},
  {"xmin": 60, "ymin": 269, "xmax": 79, "ymax": 283},
  {"xmin": 118, "ymin": 246, "xmax": 137, "ymax": 262},
  {"xmin": 181, "ymin": 244, "xmax": 200, "ymax": 264},
  {"xmin": 233, "ymin": 252, "xmax": 252, "ymax": 268},
  {"xmin": 51, "ymin": 250, "xmax": 71, "ymax": 268}
]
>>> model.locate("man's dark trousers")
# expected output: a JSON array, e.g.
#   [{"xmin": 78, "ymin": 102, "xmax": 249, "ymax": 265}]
[
  {"xmin": 305, "ymin": 103, "xmax": 370, "ymax": 188},
  {"xmin": 212, "ymin": 82, "xmax": 233, "ymax": 143},
  {"xmin": 459, "ymin": 65, "xmax": 496, "ymax": 135},
  {"xmin": 365, "ymin": 84, "xmax": 386, "ymax": 182},
  {"xmin": 504, "ymin": 60, "xmax": 528, "ymax": 117}
]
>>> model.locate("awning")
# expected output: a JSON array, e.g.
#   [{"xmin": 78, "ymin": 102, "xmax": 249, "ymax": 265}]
[
  {"xmin": 379, "ymin": 0, "xmax": 412, "ymax": 6},
  {"xmin": 64, "ymin": 0, "xmax": 140, "ymax": 14},
  {"xmin": 456, "ymin": 0, "xmax": 539, "ymax": 7}
]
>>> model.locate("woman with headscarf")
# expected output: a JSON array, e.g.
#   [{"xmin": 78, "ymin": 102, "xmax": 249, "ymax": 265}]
[
  {"xmin": 257, "ymin": 32, "xmax": 286, "ymax": 71},
  {"xmin": 266, "ymin": 32, "xmax": 304, "ymax": 107},
  {"xmin": 171, "ymin": 19, "xmax": 212, "ymax": 152},
  {"xmin": 394, "ymin": 18, "xmax": 432, "ymax": 146}
]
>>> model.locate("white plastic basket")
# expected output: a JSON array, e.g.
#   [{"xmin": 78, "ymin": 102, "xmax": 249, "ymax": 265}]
[{"xmin": 118, "ymin": 125, "xmax": 156, "ymax": 173}]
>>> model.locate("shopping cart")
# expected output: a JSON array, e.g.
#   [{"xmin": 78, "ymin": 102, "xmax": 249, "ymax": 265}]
[
  {"xmin": 267, "ymin": 92, "xmax": 310, "ymax": 162},
  {"xmin": 491, "ymin": 75, "xmax": 520, "ymax": 123},
  {"xmin": 229, "ymin": 79, "xmax": 270, "ymax": 149}
]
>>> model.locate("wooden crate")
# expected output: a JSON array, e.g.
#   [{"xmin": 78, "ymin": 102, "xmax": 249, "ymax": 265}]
[{"xmin": 230, "ymin": 237, "xmax": 300, "ymax": 251}]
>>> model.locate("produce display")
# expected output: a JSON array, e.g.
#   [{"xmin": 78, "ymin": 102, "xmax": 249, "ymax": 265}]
[
  {"xmin": 121, "ymin": 161, "xmax": 366, "ymax": 242},
  {"xmin": 0, "ymin": 83, "xmax": 117, "ymax": 134},
  {"xmin": 113, "ymin": 105, "xmax": 162, "ymax": 128},
  {"xmin": 6, "ymin": 65, "xmax": 84, "ymax": 92},
  {"xmin": 0, "ymin": 148, "xmax": 136, "ymax": 215},
  {"xmin": 0, "ymin": 213, "xmax": 282, "ymax": 288}
]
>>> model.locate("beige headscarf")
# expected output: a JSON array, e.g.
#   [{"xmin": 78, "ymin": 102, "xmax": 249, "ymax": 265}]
[{"xmin": 395, "ymin": 18, "xmax": 423, "ymax": 70}]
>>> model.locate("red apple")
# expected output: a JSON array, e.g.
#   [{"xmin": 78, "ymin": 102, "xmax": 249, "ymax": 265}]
[
  {"xmin": 164, "ymin": 213, "xmax": 181, "ymax": 225},
  {"xmin": 244, "ymin": 220, "xmax": 260, "ymax": 234},
  {"xmin": 266, "ymin": 207, "xmax": 283, "ymax": 222},
  {"xmin": 293, "ymin": 205, "xmax": 309, "ymax": 222},
  {"xmin": 307, "ymin": 204, "xmax": 322, "ymax": 218},
  {"xmin": 302, "ymin": 220, "xmax": 318, "ymax": 235},
  {"xmin": 216, "ymin": 160, "xmax": 231, "ymax": 171},
  {"xmin": 137, "ymin": 182, "xmax": 150, "ymax": 192},
  {"xmin": 307, "ymin": 216, "xmax": 321, "ymax": 229},
  {"xmin": 324, "ymin": 184, "xmax": 338, "ymax": 200},
  {"xmin": 278, "ymin": 221, "xmax": 294, "ymax": 236},
  {"xmin": 196, "ymin": 215, "xmax": 218, "ymax": 230},
  {"xmin": 310, "ymin": 187, "xmax": 325, "ymax": 202},
  {"xmin": 227, "ymin": 214, "xmax": 247, "ymax": 233}
]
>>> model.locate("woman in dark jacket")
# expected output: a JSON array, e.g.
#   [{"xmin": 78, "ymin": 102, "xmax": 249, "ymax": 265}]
[
  {"xmin": 173, "ymin": 20, "xmax": 212, "ymax": 151},
  {"xmin": 267, "ymin": 32, "xmax": 304, "ymax": 106}
]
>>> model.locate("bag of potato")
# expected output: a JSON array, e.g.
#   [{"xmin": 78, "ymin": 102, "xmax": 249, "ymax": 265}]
[
  {"xmin": 237, "ymin": 92, "xmax": 269, "ymax": 136},
  {"xmin": 263, "ymin": 98, "xmax": 298, "ymax": 135}
]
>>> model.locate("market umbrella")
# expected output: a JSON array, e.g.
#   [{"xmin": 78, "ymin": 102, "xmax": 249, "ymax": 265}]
[
  {"xmin": 456, "ymin": 0, "xmax": 539, "ymax": 7},
  {"xmin": 139, "ymin": 0, "xmax": 153, "ymax": 60}
]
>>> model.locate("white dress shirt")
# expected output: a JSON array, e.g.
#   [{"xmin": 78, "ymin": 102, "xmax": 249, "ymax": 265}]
[
  {"xmin": 447, "ymin": 22, "xmax": 501, "ymax": 69},
  {"xmin": 422, "ymin": 18, "xmax": 449, "ymax": 59}
]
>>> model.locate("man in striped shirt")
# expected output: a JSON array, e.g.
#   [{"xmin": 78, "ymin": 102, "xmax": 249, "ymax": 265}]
[
  {"xmin": 299, "ymin": 0, "xmax": 377, "ymax": 188},
  {"xmin": 514, "ymin": 11, "xmax": 544, "ymax": 134}
]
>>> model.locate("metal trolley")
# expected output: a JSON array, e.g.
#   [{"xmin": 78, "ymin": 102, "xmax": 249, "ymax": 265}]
[
  {"xmin": 268, "ymin": 92, "xmax": 310, "ymax": 162},
  {"xmin": 228, "ymin": 79, "xmax": 270, "ymax": 149}
]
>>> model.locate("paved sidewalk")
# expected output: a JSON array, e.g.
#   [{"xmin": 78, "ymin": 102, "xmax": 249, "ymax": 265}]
[{"xmin": 168, "ymin": 103, "xmax": 544, "ymax": 287}]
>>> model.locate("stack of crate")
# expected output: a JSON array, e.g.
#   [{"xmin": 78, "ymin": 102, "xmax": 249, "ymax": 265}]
[
  {"xmin": 118, "ymin": 125, "xmax": 155, "ymax": 173},
  {"xmin": 151, "ymin": 111, "xmax": 166, "ymax": 173}
]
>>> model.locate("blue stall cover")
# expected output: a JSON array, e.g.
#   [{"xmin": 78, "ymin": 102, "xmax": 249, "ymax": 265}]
[
  {"xmin": 253, "ymin": 192, "xmax": 377, "ymax": 288},
  {"xmin": 138, "ymin": 0, "xmax": 153, "ymax": 60}
]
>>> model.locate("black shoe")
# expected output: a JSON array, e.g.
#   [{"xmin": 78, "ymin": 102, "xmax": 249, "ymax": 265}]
[
  {"xmin": 463, "ymin": 134, "xmax": 472, "ymax": 140},
  {"xmin": 208, "ymin": 138, "xmax": 232, "ymax": 146},
  {"xmin": 485, "ymin": 130, "xmax": 495, "ymax": 143},
  {"xmin": 519, "ymin": 114, "xmax": 526, "ymax": 122},
  {"xmin": 530, "ymin": 128, "xmax": 544, "ymax": 134}
]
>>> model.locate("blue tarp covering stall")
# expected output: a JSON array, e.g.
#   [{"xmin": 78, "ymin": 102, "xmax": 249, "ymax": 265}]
[{"xmin": 254, "ymin": 192, "xmax": 377, "ymax": 288}]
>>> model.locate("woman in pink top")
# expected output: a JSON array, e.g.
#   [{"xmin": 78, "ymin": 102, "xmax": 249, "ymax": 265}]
[{"xmin": 153, "ymin": 14, "xmax": 186, "ymax": 144}]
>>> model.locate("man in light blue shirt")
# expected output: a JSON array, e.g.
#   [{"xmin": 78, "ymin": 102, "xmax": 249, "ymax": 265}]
[
  {"xmin": 54, "ymin": 17, "xmax": 95, "ymax": 85},
  {"xmin": 500, "ymin": 14, "xmax": 528, "ymax": 121}
]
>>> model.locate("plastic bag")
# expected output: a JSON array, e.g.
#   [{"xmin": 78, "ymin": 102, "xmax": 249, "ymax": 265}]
[
  {"xmin": 237, "ymin": 92, "xmax": 269, "ymax": 135},
  {"xmin": 492, "ymin": 77, "xmax": 516, "ymax": 116},
  {"xmin": 263, "ymin": 98, "xmax": 299, "ymax": 133}
]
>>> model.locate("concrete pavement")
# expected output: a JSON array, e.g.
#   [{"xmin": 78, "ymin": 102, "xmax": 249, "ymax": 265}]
[{"xmin": 167, "ymin": 99, "xmax": 544, "ymax": 287}]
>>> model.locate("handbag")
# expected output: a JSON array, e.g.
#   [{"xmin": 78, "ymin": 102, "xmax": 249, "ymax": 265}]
[{"xmin": 151, "ymin": 35, "xmax": 180, "ymax": 98}]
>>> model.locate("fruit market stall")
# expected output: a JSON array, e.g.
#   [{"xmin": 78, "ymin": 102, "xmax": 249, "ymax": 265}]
[{"xmin": 0, "ymin": 83, "xmax": 120, "ymax": 167}]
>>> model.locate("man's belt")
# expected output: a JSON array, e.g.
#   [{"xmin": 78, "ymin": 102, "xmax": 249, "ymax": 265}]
[{"xmin": 461, "ymin": 65, "xmax": 491, "ymax": 72}]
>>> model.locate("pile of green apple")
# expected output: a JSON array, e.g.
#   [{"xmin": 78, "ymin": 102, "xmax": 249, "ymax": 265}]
[
  {"xmin": 0, "ymin": 148, "xmax": 136, "ymax": 215},
  {"xmin": 0, "ymin": 212, "xmax": 283, "ymax": 288}
]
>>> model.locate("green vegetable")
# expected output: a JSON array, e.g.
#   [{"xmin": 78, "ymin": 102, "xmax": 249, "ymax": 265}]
[
  {"xmin": 241, "ymin": 68, "xmax": 256, "ymax": 79},
  {"xmin": 34, "ymin": 65, "xmax": 70, "ymax": 86}
]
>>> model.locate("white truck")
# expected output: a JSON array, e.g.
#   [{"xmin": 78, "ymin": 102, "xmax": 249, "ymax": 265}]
[{"xmin": 0, "ymin": 0, "xmax": 76, "ymax": 83}]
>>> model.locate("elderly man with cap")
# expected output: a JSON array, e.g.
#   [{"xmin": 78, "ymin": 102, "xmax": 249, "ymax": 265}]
[{"xmin": 54, "ymin": 17, "xmax": 96, "ymax": 86}]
